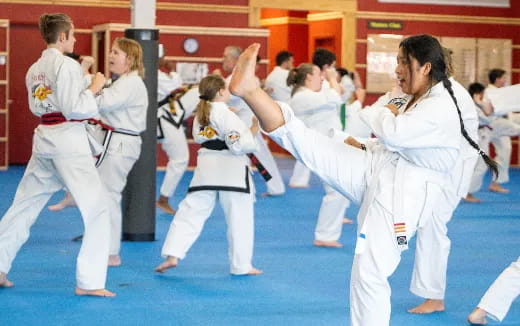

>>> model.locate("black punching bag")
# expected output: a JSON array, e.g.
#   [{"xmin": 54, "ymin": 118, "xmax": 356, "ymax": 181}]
[{"xmin": 121, "ymin": 28, "xmax": 159, "ymax": 241}]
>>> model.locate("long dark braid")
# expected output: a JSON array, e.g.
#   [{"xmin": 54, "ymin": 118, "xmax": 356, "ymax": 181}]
[
  {"xmin": 442, "ymin": 78, "xmax": 499, "ymax": 178},
  {"xmin": 400, "ymin": 34, "xmax": 499, "ymax": 179}
]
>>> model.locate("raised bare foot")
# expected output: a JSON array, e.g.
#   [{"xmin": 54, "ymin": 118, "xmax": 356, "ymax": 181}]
[
  {"xmin": 108, "ymin": 255, "xmax": 121, "ymax": 267},
  {"xmin": 75, "ymin": 287, "xmax": 116, "ymax": 297},
  {"xmin": 467, "ymin": 307, "xmax": 488, "ymax": 325},
  {"xmin": 343, "ymin": 218, "xmax": 354, "ymax": 224},
  {"xmin": 229, "ymin": 43, "xmax": 261, "ymax": 98},
  {"xmin": 489, "ymin": 182, "xmax": 509, "ymax": 194},
  {"xmin": 408, "ymin": 299, "xmax": 445, "ymax": 314},
  {"xmin": 463, "ymin": 193, "xmax": 481, "ymax": 203},
  {"xmin": 156, "ymin": 196, "xmax": 176, "ymax": 215},
  {"xmin": 48, "ymin": 192, "xmax": 76, "ymax": 211},
  {"xmin": 314, "ymin": 240, "xmax": 343, "ymax": 248},
  {"xmin": 154, "ymin": 256, "xmax": 178, "ymax": 273},
  {"xmin": 0, "ymin": 273, "xmax": 14, "ymax": 288}
]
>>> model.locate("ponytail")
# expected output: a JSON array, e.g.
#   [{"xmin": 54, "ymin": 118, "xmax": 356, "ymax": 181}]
[
  {"xmin": 195, "ymin": 74, "xmax": 226, "ymax": 126},
  {"xmin": 287, "ymin": 63, "xmax": 314, "ymax": 97},
  {"xmin": 442, "ymin": 78, "xmax": 499, "ymax": 179}
]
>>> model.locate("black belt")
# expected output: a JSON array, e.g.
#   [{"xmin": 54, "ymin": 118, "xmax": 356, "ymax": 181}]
[{"xmin": 201, "ymin": 139, "xmax": 272, "ymax": 182}]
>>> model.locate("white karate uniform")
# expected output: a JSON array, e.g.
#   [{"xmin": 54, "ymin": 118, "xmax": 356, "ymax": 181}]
[
  {"xmin": 157, "ymin": 70, "xmax": 188, "ymax": 198},
  {"xmin": 477, "ymin": 256, "xmax": 520, "ymax": 322},
  {"xmin": 410, "ymin": 78, "xmax": 479, "ymax": 300},
  {"xmin": 226, "ymin": 75, "xmax": 285, "ymax": 196},
  {"xmin": 485, "ymin": 84, "xmax": 511, "ymax": 184},
  {"xmin": 289, "ymin": 86, "xmax": 350, "ymax": 242},
  {"xmin": 267, "ymin": 80, "xmax": 461, "ymax": 326},
  {"xmin": 95, "ymin": 70, "xmax": 148, "ymax": 256},
  {"xmin": 0, "ymin": 48, "xmax": 111, "ymax": 290},
  {"xmin": 265, "ymin": 66, "xmax": 291, "ymax": 103},
  {"xmin": 344, "ymin": 100, "xmax": 372, "ymax": 139},
  {"xmin": 469, "ymin": 84, "xmax": 520, "ymax": 193},
  {"xmin": 340, "ymin": 75, "xmax": 356, "ymax": 104},
  {"xmin": 161, "ymin": 101, "xmax": 258, "ymax": 274}
]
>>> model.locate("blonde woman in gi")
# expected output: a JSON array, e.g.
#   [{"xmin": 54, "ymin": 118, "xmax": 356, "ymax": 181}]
[
  {"xmin": 228, "ymin": 35, "xmax": 496, "ymax": 325},
  {"xmin": 287, "ymin": 63, "xmax": 350, "ymax": 248},
  {"xmin": 0, "ymin": 13, "xmax": 114, "ymax": 297},
  {"xmin": 95, "ymin": 37, "xmax": 148, "ymax": 266},
  {"xmin": 155, "ymin": 74, "xmax": 262, "ymax": 276}
]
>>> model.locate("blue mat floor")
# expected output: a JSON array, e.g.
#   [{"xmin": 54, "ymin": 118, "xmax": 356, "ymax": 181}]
[{"xmin": 0, "ymin": 157, "xmax": 518, "ymax": 325}]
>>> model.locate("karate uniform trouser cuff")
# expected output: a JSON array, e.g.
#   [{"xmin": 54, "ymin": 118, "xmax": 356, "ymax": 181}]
[
  {"xmin": 478, "ymin": 302, "xmax": 505, "ymax": 322},
  {"xmin": 410, "ymin": 285, "xmax": 445, "ymax": 300}
]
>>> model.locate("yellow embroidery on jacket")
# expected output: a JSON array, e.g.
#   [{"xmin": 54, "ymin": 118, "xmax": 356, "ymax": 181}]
[
  {"xmin": 33, "ymin": 85, "xmax": 53, "ymax": 101},
  {"xmin": 198, "ymin": 126, "xmax": 218, "ymax": 139}
]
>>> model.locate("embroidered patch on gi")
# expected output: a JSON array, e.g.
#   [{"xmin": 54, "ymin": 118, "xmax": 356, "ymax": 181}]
[
  {"xmin": 394, "ymin": 223, "xmax": 406, "ymax": 233},
  {"xmin": 226, "ymin": 130, "xmax": 240, "ymax": 144},
  {"xmin": 396, "ymin": 236, "xmax": 407, "ymax": 245},
  {"xmin": 198, "ymin": 126, "xmax": 218, "ymax": 139},
  {"xmin": 388, "ymin": 97, "xmax": 407, "ymax": 109}
]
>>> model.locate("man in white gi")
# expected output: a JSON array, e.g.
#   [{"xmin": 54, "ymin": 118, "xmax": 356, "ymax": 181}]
[
  {"xmin": 264, "ymin": 51, "xmax": 293, "ymax": 103},
  {"xmin": 485, "ymin": 69, "xmax": 513, "ymax": 194},
  {"xmin": 156, "ymin": 45, "xmax": 189, "ymax": 214},
  {"xmin": 0, "ymin": 13, "xmax": 114, "ymax": 297},
  {"xmin": 222, "ymin": 45, "xmax": 286, "ymax": 196}
]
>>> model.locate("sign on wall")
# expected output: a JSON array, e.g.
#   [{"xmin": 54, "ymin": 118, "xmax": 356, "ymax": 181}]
[{"xmin": 378, "ymin": 0, "xmax": 510, "ymax": 7}]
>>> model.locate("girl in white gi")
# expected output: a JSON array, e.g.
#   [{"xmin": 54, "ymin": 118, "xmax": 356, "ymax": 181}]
[
  {"xmin": 468, "ymin": 256, "xmax": 520, "ymax": 325},
  {"xmin": 408, "ymin": 48, "xmax": 480, "ymax": 314},
  {"xmin": 156, "ymin": 52, "xmax": 187, "ymax": 215},
  {"xmin": 287, "ymin": 63, "xmax": 350, "ymax": 248},
  {"xmin": 228, "ymin": 35, "xmax": 496, "ymax": 325},
  {"xmin": 155, "ymin": 75, "xmax": 262, "ymax": 276},
  {"xmin": 0, "ymin": 13, "xmax": 114, "ymax": 297},
  {"xmin": 95, "ymin": 37, "xmax": 148, "ymax": 267}
]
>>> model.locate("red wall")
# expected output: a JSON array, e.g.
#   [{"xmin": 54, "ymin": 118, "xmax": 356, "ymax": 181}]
[{"xmin": 0, "ymin": 1, "xmax": 265, "ymax": 165}]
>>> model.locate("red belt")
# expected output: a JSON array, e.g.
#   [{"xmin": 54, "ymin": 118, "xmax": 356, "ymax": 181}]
[{"xmin": 40, "ymin": 112, "xmax": 114, "ymax": 131}]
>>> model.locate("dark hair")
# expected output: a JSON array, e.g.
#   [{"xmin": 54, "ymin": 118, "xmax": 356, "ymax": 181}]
[
  {"xmin": 468, "ymin": 82, "xmax": 485, "ymax": 98},
  {"xmin": 336, "ymin": 67, "xmax": 353, "ymax": 79},
  {"xmin": 287, "ymin": 63, "xmax": 314, "ymax": 97},
  {"xmin": 276, "ymin": 51, "xmax": 293, "ymax": 66},
  {"xmin": 38, "ymin": 13, "xmax": 72, "ymax": 44},
  {"xmin": 256, "ymin": 55, "xmax": 261, "ymax": 64},
  {"xmin": 312, "ymin": 48, "xmax": 336, "ymax": 70},
  {"xmin": 400, "ymin": 34, "xmax": 498, "ymax": 179},
  {"xmin": 488, "ymin": 69, "xmax": 506, "ymax": 84}
]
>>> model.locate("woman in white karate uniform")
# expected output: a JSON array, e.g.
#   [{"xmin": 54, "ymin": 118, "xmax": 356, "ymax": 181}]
[
  {"xmin": 287, "ymin": 63, "xmax": 350, "ymax": 248},
  {"xmin": 155, "ymin": 75, "xmax": 262, "ymax": 276},
  {"xmin": 95, "ymin": 37, "xmax": 148, "ymax": 266},
  {"xmin": 228, "ymin": 35, "xmax": 496, "ymax": 325},
  {"xmin": 0, "ymin": 13, "xmax": 114, "ymax": 297}
]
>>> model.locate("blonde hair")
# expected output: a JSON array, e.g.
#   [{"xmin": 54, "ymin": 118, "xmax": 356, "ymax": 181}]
[
  {"xmin": 287, "ymin": 63, "xmax": 315, "ymax": 97},
  {"xmin": 38, "ymin": 13, "xmax": 72, "ymax": 44},
  {"xmin": 113, "ymin": 37, "xmax": 145, "ymax": 78},
  {"xmin": 196, "ymin": 75, "xmax": 226, "ymax": 126}
]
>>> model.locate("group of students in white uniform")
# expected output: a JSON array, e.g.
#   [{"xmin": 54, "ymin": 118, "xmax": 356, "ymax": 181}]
[{"xmin": 0, "ymin": 12, "xmax": 518, "ymax": 326}]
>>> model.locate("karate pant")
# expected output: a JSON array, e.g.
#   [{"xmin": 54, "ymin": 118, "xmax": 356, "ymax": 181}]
[
  {"xmin": 159, "ymin": 124, "xmax": 189, "ymax": 198},
  {"xmin": 253, "ymin": 134, "xmax": 285, "ymax": 195},
  {"xmin": 161, "ymin": 187, "xmax": 255, "ymax": 275},
  {"xmin": 478, "ymin": 257, "xmax": 520, "ymax": 322},
  {"xmin": 289, "ymin": 160, "xmax": 311, "ymax": 187},
  {"xmin": 410, "ymin": 190, "xmax": 457, "ymax": 300},
  {"xmin": 97, "ymin": 146, "xmax": 140, "ymax": 256},
  {"xmin": 0, "ymin": 154, "xmax": 110, "ymax": 290},
  {"xmin": 489, "ymin": 117, "xmax": 520, "ymax": 184},
  {"xmin": 314, "ymin": 184, "xmax": 350, "ymax": 242},
  {"xmin": 468, "ymin": 127, "xmax": 492, "ymax": 194}
]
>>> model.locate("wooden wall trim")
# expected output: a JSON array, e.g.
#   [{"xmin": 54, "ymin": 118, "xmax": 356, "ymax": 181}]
[
  {"xmin": 307, "ymin": 11, "xmax": 343, "ymax": 22},
  {"xmin": 260, "ymin": 17, "xmax": 307, "ymax": 26},
  {"xmin": 92, "ymin": 23, "xmax": 269, "ymax": 37},
  {"xmin": 165, "ymin": 56, "xmax": 269, "ymax": 64},
  {"xmin": 357, "ymin": 10, "xmax": 520, "ymax": 26}
]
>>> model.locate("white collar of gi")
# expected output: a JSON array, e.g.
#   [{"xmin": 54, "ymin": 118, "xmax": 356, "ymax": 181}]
[
  {"xmin": 120, "ymin": 70, "xmax": 139, "ymax": 78},
  {"xmin": 43, "ymin": 48, "xmax": 63, "ymax": 56},
  {"xmin": 210, "ymin": 101, "xmax": 228, "ymax": 110}
]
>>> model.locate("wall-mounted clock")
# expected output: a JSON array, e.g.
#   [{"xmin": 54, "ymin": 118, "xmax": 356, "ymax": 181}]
[{"xmin": 183, "ymin": 37, "xmax": 199, "ymax": 54}]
